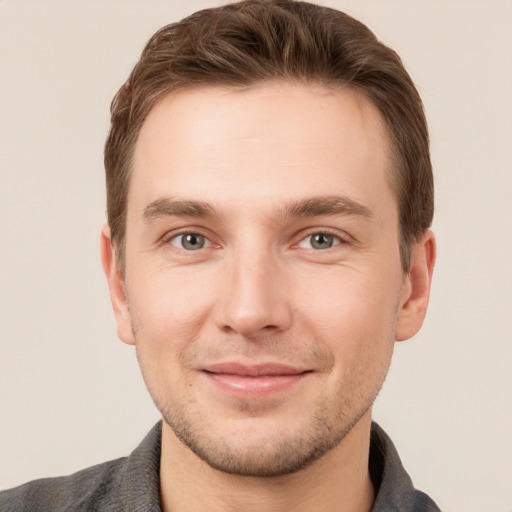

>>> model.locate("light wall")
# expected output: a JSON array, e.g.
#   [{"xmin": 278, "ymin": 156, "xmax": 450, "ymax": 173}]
[{"xmin": 1, "ymin": 2, "xmax": 511, "ymax": 511}]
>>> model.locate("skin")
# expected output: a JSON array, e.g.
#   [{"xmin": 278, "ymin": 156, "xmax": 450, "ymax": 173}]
[{"xmin": 102, "ymin": 82, "xmax": 435, "ymax": 512}]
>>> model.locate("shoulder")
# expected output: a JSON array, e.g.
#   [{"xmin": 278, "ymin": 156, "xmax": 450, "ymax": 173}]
[
  {"xmin": 370, "ymin": 422, "xmax": 442, "ymax": 511},
  {"xmin": 0, "ymin": 456, "xmax": 128, "ymax": 512},
  {"xmin": 0, "ymin": 422, "xmax": 162, "ymax": 512}
]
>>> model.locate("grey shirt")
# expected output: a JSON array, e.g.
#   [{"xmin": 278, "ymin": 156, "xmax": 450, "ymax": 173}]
[{"xmin": 0, "ymin": 422, "xmax": 441, "ymax": 511}]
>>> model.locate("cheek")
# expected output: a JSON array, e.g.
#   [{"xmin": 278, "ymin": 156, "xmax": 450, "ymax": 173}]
[
  {"xmin": 306, "ymin": 274, "xmax": 398, "ymax": 408},
  {"xmin": 127, "ymin": 269, "xmax": 213, "ymax": 406},
  {"xmin": 126, "ymin": 266, "xmax": 217, "ymax": 355},
  {"xmin": 296, "ymin": 265, "xmax": 402, "ymax": 357}
]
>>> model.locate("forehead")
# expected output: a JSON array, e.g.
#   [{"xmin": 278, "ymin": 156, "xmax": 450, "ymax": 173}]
[{"xmin": 129, "ymin": 82, "xmax": 394, "ymax": 219}]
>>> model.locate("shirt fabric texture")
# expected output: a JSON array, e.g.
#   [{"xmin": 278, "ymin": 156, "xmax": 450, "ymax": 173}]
[{"xmin": 0, "ymin": 422, "xmax": 441, "ymax": 511}]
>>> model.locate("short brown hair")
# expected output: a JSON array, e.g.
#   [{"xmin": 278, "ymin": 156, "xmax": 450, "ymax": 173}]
[{"xmin": 104, "ymin": 0, "xmax": 433, "ymax": 272}]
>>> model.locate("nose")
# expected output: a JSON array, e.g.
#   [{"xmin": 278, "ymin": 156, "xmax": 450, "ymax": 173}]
[{"xmin": 215, "ymin": 249, "xmax": 292, "ymax": 338}]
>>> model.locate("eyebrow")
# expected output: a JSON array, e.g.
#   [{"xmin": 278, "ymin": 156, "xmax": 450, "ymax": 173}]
[
  {"xmin": 282, "ymin": 196, "xmax": 372, "ymax": 219},
  {"xmin": 142, "ymin": 195, "xmax": 372, "ymax": 222},
  {"xmin": 143, "ymin": 198, "xmax": 214, "ymax": 221}
]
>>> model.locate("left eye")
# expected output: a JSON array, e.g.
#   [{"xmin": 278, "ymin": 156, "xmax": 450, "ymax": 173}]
[
  {"xmin": 298, "ymin": 233, "xmax": 341, "ymax": 250},
  {"xmin": 170, "ymin": 233, "xmax": 209, "ymax": 250}
]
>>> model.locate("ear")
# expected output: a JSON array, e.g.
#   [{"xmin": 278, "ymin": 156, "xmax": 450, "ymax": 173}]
[
  {"xmin": 100, "ymin": 225, "xmax": 135, "ymax": 345},
  {"xmin": 395, "ymin": 230, "xmax": 436, "ymax": 341}
]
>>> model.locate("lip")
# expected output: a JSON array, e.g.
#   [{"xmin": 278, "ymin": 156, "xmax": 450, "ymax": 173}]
[
  {"xmin": 201, "ymin": 362, "xmax": 311, "ymax": 398},
  {"xmin": 203, "ymin": 362, "xmax": 306, "ymax": 376}
]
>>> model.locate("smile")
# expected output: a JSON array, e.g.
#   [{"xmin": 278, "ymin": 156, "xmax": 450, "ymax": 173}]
[{"xmin": 201, "ymin": 363, "xmax": 312, "ymax": 397}]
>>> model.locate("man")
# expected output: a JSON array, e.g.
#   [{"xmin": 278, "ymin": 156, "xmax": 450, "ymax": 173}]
[{"xmin": 0, "ymin": 1, "xmax": 439, "ymax": 510}]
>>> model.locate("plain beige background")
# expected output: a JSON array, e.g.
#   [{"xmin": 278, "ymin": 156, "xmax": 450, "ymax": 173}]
[{"xmin": 1, "ymin": 1, "xmax": 511, "ymax": 511}]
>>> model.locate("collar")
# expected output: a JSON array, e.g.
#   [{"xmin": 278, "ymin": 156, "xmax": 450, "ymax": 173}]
[{"xmin": 122, "ymin": 421, "xmax": 440, "ymax": 511}]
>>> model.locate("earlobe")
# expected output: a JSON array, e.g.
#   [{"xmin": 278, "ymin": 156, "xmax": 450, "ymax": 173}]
[
  {"xmin": 395, "ymin": 230, "xmax": 436, "ymax": 342},
  {"xmin": 100, "ymin": 226, "xmax": 135, "ymax": 345}
]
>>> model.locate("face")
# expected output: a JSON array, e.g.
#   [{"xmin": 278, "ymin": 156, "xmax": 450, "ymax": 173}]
[{"xmin": 105, "ymin": 82, "xmax": 426, "ymax": 477}]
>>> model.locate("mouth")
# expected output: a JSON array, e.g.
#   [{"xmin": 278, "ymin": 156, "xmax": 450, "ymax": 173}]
[{"xmin": 201, "ymin": 362, "xmax": 312, "ymax": 397}]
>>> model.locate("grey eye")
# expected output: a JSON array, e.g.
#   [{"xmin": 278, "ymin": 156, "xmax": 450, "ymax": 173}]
[
  {"xmin": 171, "ymin": 233, "xmax": 207, "ymax": 250},
  {"xmin": 298, "ymin": 233, "xmax": 340, "ymax": 250},
  {"xmin": 310, "ymin": 233, "xmax": 334, "ymax": 249}
]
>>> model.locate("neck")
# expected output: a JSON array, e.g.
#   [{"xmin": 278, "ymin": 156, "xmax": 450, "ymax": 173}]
[{"xmin": 159, "ymin": 411, "xmax": 375, "ymax": 512}]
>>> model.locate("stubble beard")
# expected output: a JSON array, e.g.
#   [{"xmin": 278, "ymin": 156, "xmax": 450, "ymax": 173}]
[
  {"xmin": 158, "ymin": 395, "xmax": 376, "ymax": 478},
  {"xmin": 132, "ymin": 314, "xmax": 396, "ymax": 478}
]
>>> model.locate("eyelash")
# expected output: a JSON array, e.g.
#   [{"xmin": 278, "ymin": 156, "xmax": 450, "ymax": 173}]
[
  {"xmin": 162, "ymin": 229, "xmax": 214, "ymax": 251},
  {"xmin": 162, "ymin": 228, "xmax": 349, "ymax": 252},
  {"xmin": 296, "ymin": 231, "xmax": 344, "ymax": 251}
]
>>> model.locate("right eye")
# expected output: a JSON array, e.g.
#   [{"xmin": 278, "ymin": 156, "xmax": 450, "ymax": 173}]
[
  {"xmin": 297, "ymin": 232, "xmax": 342, "ymax": 250},
  {"xmin": 169, "ymin": 233, "xmax": 210, "ymax": 251}
]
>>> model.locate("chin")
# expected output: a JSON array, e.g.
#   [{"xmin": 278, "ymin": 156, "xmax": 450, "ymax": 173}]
[{"xmin": 161, "ymin": 401, "xmax": 370, "ymax": 477}]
